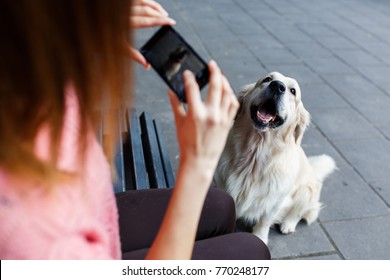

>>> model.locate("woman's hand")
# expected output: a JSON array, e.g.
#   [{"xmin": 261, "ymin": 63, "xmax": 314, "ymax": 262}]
[
  {"xmin": 130, "ymin": 0, "xmax": 175, "ymax": 28},
  {"xmin": 127, "ymin": 0, "xmax": 176, "ymax": 68},
  {"xmin": 168, "ymin": 60, "xmax": 239, "ymax": 181}
]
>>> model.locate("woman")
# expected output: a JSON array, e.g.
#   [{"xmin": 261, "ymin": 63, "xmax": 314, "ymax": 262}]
[{"xmin": 0, "ymin": 0, "xmax": 270, "ymax": 259}]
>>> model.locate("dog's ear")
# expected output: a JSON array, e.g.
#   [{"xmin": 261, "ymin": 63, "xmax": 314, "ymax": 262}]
[
  {"xmin": 294, "ymin": 102, "xmax": 310, "ymax": 145},
  {"xmin": 235, "ymin": 83, "xmax": 255, "ymax": 119}
]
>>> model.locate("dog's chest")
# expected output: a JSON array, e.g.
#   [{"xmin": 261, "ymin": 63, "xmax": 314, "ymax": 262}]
[{"xmin": 225, "ymin": 144, "xmax": 298, "ymax": 219}]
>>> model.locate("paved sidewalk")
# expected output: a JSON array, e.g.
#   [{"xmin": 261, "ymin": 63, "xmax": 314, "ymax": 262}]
[{"xmin": 133, "ymin": 0, "xmax": 390, "ymax": 259}]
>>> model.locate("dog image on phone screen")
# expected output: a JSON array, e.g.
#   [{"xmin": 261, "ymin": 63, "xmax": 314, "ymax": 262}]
[
  {"xmin": 214, "ymin": 72, "xmax": 336, "ymax": 244},
  {"xmin": 163, "ymin": 46, "xmax": 188, "ymax": 81}
]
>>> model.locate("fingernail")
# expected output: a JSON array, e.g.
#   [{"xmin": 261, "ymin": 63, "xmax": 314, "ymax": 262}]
[
  {"xmin": 183, "ymin": 70, "xmax": 192, "ymax": 76},
  {"xmin": 169, "ymin": 18, "xmax": 177, "ymax": 25}
]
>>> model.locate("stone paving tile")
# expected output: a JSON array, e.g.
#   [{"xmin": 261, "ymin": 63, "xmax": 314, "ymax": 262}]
[
  {"xmin": 310, "ymin": 107, "xmax": 383, "ymax": 142},
  {"xmin": 335, "ymin": 49, "xmax": 385, "ymax": 68},
  {"xmin": 301, "ymin": 126, "xmax": 349, "ymax": 169},
  {"xmin": 314, "ymin": 36, "xmax": 360, "ymax": 51},
  {"xmin": 319, "ymin": 166, "xmax": 389, "ymax": 222},
  {"xmin": 302, "ymin": 56, "xmax": 356, "ymax": 75},
  {"xmin": 225, "ymin": 20, "xmax": 268, "ymax": 37},
  {"xmin": 235, "ymin": 1, "xmax": 284, "ymax": 24},
  {"xmin": 254, "ymin": 48, "xmax": 301, "ymax": 67},
  {"xmin": 216, "ymin": 57, "xmax": 267, "ymax": 93},
  {"xmin": 269, "ymin": 64, "xmax": 324, "ymax": 85},
  {"xmin": 323, "ymin": 216, "xmax": 390, "ymax": 259},
  {"xmin": 333, "ymin": 137, "xmax": 390, "ymax": 183},
  {"xmin": 376, "ymin": 123, "xmax": 390, "ymax": 142},
  {"xmin": 298, "ymin": 23, "xmax": 341, "ymax": 38},
  {"xmin": 206, "ymin": 39, "xmax": 252, "ymax": 60},
  {"xmin": 321, "ymin": 74, "xmax": 390, "ymax": 127},
  {"xmin": 268, "ymin": 223, "xmax": 335, "ymax": 260},
  {"xmin": 184, "ymin": 19, "xmax": 231, "ymax": 41},
  {"xmin": 289, "ymin": 41, "xmax": 334, "ymax": 60},
  {"xmin": 240, "ymin": 34, "xmax": 284, "ymax": 54},
  {"xmin": 328, "ymin": 26, "xmax": 374, "ymax": 48},
  {"xmin": 360, "ymin": 41, "xmax": 390, "ymax": 64},
  {"xmin": 341, "ymin": 4, "xmax": 390, "ymax": 35},
  {"xmin": 264, "ymin": 27, "xmax": 314, "ymax": 44},
  {"xmin": 358, "ymin": 66, "xmax": 390, "ymax": 95},
  {"xmin": 371, "ymin": 28, "xmax": 390, "ymax": 46},
  {"xmin": 266, "ymin": 0, "xmax": 307, "ymax": 17},
  {"xmin": 300, "ymin": 254, "xmax": 342, "ymax": 260},
  {"xmin": 300, "ymin": 83, "xmax": 350, "ymax": 110},
  {"xmin": 218, "ymin": 11, "xmax": 267, "ymax": 36},
  {"xmin": 371, "ymin": 181, "xmax": 390, "ymax": 208}
]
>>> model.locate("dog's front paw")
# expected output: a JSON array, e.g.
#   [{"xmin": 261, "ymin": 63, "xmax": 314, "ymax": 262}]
[{"xmin": 280, "ymin": 220, "xmax": 298, "ymax": 235}]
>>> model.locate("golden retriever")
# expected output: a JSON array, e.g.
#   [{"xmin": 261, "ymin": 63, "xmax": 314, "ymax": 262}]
[{"xmin": 214, "ymin": 72, "xmax": 336, "ymax": 244}]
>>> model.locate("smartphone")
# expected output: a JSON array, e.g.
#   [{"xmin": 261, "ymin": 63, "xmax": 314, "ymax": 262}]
[{"xmin": 140, "ymin": 26, "xmax": 209, "ymax": 102}]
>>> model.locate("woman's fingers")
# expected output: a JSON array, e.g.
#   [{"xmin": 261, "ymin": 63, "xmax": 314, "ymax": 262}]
[
  {"xmin": 221, "ymin": 76, "xmax": 239, "ymax": 121},
  {"xmin": 205, "ymin": 60, "xmax": 223, "ymax": 108},
  {"xmin": 126, "ymin": 46, "xmax": 151, "ymax": 69},
  {"xmin": 130, "ymin": 15, "xmax": 176, "ymax": 29},
  {"xmin": 183, "ymin": 70, "xmax": 202, "ymax": 113},
  {"xmin": 132, "ymin": 5, "xmax": 163, "ymax": 19},
  {"xmin": 220, "ymin": 76, "xmax": 232, "ymax": 111},
  {"xmin": 130, "ymin": 2, "xmax": 175, "ymax": 29},
  {"xmin": 134, "ymin": 0, "xmax": 169, "ymax": 16}
]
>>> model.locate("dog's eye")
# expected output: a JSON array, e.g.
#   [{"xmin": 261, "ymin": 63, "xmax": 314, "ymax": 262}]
[
  {"xmin": 290, "ymin": 88, "xmax": 296, "ymax": 95},
  {"xmin": 263, "ymin": 77, "xmax": 272, "ymax": 83}
]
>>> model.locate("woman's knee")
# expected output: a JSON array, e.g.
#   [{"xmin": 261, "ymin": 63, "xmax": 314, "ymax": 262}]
[{"xmin": 197, "ymin": 188, "xmax": 236, "ymax": 239}]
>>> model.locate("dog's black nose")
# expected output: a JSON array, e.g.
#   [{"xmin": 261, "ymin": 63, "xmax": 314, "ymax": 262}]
[{"xmin": 269, "ymin": 80, "xmax": 286, "ymax": 95}]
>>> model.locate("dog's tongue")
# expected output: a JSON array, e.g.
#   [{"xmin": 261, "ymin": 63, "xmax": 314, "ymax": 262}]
[{"xmin": 257, "ymin": 109, "xmax": 275, "ymax": 123}]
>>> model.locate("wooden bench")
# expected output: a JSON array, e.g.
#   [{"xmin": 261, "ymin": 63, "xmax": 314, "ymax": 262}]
[{"xmin": 97, "ymin": 109, "xmax": 175, "ymax": 192}]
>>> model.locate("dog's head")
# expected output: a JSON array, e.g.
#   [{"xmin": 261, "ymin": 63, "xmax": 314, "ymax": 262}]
[{"xmin": 237, "ymin": 72, "xmax": 310, "ymax": 143}]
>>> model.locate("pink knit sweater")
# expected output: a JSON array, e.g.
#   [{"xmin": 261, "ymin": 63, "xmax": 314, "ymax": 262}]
[{"xmin": 0, "ymin": 86, "xmax": 121, "ymax": 259}]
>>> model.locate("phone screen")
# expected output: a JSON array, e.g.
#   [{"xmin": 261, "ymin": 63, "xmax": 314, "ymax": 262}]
[{"xmin": 140, "ymin": 26, "xmax": 209, "ymax": 102}]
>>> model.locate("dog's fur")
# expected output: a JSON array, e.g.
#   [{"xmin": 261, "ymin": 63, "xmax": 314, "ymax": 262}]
[{"xmin": 214, "ymin": 72, "xmax": 336, "ymax": 244}]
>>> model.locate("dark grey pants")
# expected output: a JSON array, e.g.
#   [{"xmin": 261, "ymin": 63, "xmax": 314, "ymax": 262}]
[{"xmin": 116, "ymin": 187, "xmax": 270, "ymax": 260}]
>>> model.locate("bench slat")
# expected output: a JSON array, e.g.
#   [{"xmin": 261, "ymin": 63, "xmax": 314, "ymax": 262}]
[
  {"xmin": 126, "ymin": 109, "xmax": 149, "ymax": 190},
  {"xmin": 140, "ymin": 112, "xmax": 167, "ymax": 188},
  {"xmin": 153, "ymin": 120, "xmax": 175, "ymax": 188}
]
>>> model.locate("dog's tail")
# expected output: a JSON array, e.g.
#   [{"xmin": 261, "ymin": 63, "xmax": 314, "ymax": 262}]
[{"xmin": 309, "ymin": 154, "xmax": 337, "ymax": 182}]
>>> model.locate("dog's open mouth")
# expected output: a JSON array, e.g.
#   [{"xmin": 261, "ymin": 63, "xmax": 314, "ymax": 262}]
[{"xmin": 250, "ymin": 99, "xmax": 284, "ymax": 130}]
